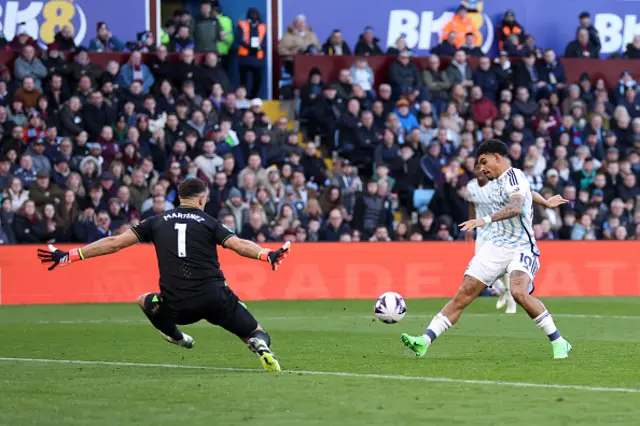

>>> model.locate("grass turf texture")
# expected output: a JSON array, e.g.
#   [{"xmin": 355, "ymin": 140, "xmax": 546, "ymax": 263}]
[{"xmin": 1, "ymin": 297, "xmax": 639, "ymax": 426}]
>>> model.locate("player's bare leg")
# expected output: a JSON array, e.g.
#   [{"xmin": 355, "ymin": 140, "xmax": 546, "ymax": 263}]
[
  {"xmin": 245, "ymin": 326, "xmax": 281, "ymax": 372},
  {"xmin": 401, "ymin": 276, "xmax": 486, "ymax": 356},
  {"xmin": 510, "ymin": 271, "xmax": 571, "ymax": 359},
  {"xmin": 136, "ymin": 293, "xmax": 194, "ymax": 349}
]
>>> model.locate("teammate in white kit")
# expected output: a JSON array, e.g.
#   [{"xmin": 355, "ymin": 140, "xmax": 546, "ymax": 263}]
[
  {"xmin": 466, "ymin": 163, "xmax": 516, "ymax": 313},
  {"xmin": 402, "ymin": 140, "xmax": 572, "ymax": 360}
]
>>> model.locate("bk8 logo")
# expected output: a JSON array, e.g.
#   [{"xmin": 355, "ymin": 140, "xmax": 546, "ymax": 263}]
[{"xmin": 0, "ymin": 0, "xmax": 87, "ymax": 47}]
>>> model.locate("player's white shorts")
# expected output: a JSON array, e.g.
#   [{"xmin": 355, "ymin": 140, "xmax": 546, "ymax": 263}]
[
  {"xmin": 465, "ymin": 242, "xmax": 539, "ymax": 293},
  {"xmin": 475, "ymin": 234, "xmax": 488, "ymax": 255}
]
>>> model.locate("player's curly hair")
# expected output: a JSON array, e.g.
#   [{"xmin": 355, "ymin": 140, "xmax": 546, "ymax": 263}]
[{"xmin": 476, "ymin": 139, "xmax": 508, "ymax": 157}]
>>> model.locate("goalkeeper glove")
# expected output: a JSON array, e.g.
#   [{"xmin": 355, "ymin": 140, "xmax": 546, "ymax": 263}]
[
  {"xmin": 258, "ymin": 241, "xmax": 291, "ymax": 271},
  {"xmin": 37, "ymin": 244, "xmax": 84, "ymax": 271}
]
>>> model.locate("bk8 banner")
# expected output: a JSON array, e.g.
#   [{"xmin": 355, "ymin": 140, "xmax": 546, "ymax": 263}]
[
  {"xmin": 0, "ymin": 0, "xmax": 148, "ymax": 48},
  {"xmin": 281, "ymin": 0, "xmax": 640, "ymax": 57}
]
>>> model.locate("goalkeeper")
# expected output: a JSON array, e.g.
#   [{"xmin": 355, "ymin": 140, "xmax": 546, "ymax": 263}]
[{"xmin": 37, "ymin": 178, "xmax": 290, "ymax": 372}]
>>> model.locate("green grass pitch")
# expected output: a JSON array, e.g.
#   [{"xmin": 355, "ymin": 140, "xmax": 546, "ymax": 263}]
[{"xmin": 1, "ymin": 297, "xmax": 639, "ymax": 425}]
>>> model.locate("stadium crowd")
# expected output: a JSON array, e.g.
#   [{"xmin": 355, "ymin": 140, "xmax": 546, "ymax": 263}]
[{"xmin": 0, "ymin": 2, "xmax": 639, "ymax": 245}]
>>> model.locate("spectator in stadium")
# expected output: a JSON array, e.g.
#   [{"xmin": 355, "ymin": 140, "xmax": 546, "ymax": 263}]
[
  {"xmin": 12, "ymin": 200, "xmax": 44, "ymax": 243},
  {"xmin": 431, "ymin": 31, "xmax": 457, "ymax": 57},
  {"xmin": 170, "ymin": 25, "xmax": 196, "ymax": 53},
  {"xmin": 469, "ymin": 86, "xmax": 497, "ymax": 127},
  {"xmin": 41, "ymin": 202, "xmax": 66, "ymax": 243},
  {"xmin": 496, "ymin": 10, "xmax": 525, "ymax": 52},
  {"xmin": 564, "ymin": 28, "xmax": 599, "ymax": 59},
  {"xmin": 577, "ymin": 11, "xmax": 601, "ymax": 57},
  {"xmin": 219, "ymin": 187, "xmax": 249, "ymax": 233},
  {"xmin": 354, "ymin": 27, "xmax": 384, "ymax": 56},
  {"xmin": 388, "ymin": 51, "xmax": 425, "ymax": 101},
  {"xmin": 13, "ymin": 45, "xmax": 47, "ymax": 91},
  {"xmin": 14, "ymin": 154, "xmax": 37, "ymax": 189},
  {"xmin": 14, "ymin": 76, "xmax": 42, "ymax": 110},
  {"xmin": 86, "ymin": 210, "xmax": 113, "ymax": 241},
  {"xmin": 199, "ymin": 53, "xmax": 233, "ymax": 96},
  {"xmin": 618, "ymin": 86, "xmax": 640, "ymax": 119},
  {"xmin": 236, "ymin": 8, "xmax": 267, "ymax": 99},
  {"xmin": 422, "ymin": 55, "xmax": 451, "ymax": 112},
  {"xmin": 512, "ymin": 87, "xmax": 537, "ymax": 119},
  {"xmin": 3, "ymin": 177, "xmax": 29, "ymax": 212},
  {"xmin": 624, "ymin": 35, "xmax": 640, "ymax": 59},
  {"xmin": 472, "ymin": 56, "xmax": 499, "ymax": 103},
  {"xmin": 8, "ymin": 25, "xmax": 37, "ymax": 51},
  {"xmin": 278, "ymin": 14, "xmax": 321, "ymax": 56},
  {"xmin": 69, "ymin": 48, "xmax": 102, "ymax": 89},
  {"xmin": 441, "ymin": 5, "xmax": 479, "ymax": 49},
  {"xmin": 460, "ymin": 33, "xmax": 483, "ymax": 57},
  {"xmin": 349, "ymin": 58, "xmax": 375, "ymax": 98},
  {"xmin": 89, "ymin": 22, "xmax": 125, "ymax": 52},
  {"xmin": 322, "ymin": 29, "xmax": 351, "ymax": 56},
  {"xmin": 29, "ymin": 169, "xmax": 63, "ymax": 210},
  {"xmin": 446, "ymin": 50, "xmax": 473, "ymax": 89},
  {"xmin": 512, "ymin": 52, "xmax": 540, "ymax": 97},
  {"xmin": 193, "ymin": 0, "xmax": 221, "ymax": 53},
  {"xmin": 538, "ymin": 49, "xmax": 567, "ymax": 98},
  {"xmin": 523, "ymin": 35, "xmax": 542, "ymax": 59},
  {"xmin": 53, "ymin": 25, "xmax": 76, "ymax": 51},
  {"xmin": 118, "ymin": 51, "xmax": 155, "ymax": 95},
  {"xmin": 318, "ymin": 207, "xmax": 350, "ymax": 242}
]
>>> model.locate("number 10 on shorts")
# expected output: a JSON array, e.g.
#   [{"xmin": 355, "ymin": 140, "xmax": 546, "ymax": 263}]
[{"xmin": 519, "ymin": 253, "xmax": 539, "ymax": 276}]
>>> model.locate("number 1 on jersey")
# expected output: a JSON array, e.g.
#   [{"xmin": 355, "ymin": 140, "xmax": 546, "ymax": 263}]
[{"xmin": 174, "ymin": 223, "xmax": 187, "ymax": 257}]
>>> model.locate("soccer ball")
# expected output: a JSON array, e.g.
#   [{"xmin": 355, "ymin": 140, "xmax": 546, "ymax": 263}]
[{"xmin": 374, "ymin": 292, "xmax": 407, "ymax": 324}]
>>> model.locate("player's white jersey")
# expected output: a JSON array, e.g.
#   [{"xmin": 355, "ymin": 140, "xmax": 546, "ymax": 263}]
[
  {"xmin": 466, "ymin": 178, "xmax": 494, "ymax": 241},
  {"xmin": 487, "ymin": 168, "xmax": 539, "ymax": 255}
]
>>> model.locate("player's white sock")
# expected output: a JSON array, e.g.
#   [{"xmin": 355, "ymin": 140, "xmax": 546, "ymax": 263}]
[
  {"xmin": 424, "ymin": 312, "xmax": 452, "ymax": 345},
  {"xmin": 533, "ymin": 310, "xmax": 562, "ymax": 342},
  {"xmin": 492, "ymin": 278, "xmax": 506, "ymax": 293}
]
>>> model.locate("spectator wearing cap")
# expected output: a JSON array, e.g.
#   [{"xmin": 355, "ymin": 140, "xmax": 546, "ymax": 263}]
[
  {"xmin": 169, "ymin": 25, "xmax": 196, "ymax": 53},
  {"xmin": 322, "ymin": 29, "xmax": 351, "ymax": 56},
  {"xmin": 27, "ymin": 139, "xmax": 51, "ymax": 175},
  {"xmin": 51, "ymin": 155, "xmax": 70, "ymax": 188},
  {"xmin": 89, "ymin": 22, "xmax": 125, "ymax": 52},
  {"xmin": 53, "ymin": 25, "xmax": 76, "ymax": 51},
  {"xmin": 69, "ymin": 48, "xmax": 102, "ymax": 89},
  {"xmin": 442, "ymin": 5, "xmax": 479, "ymax": 49},
  {"xmin": 394, "ymin": 98, "xmax": 419, "ymax": 133},
  {"xmin": 577, "ymin": 12, "xmax": 601, "ymax": 56},
  {"xmin": 118, "ymin": 51, "xmax": 155, "ymax": 95},
  {"xmin": 278, "ymin": 14, "xmax": 321, "ymax": 57},
  {"xmin": 13, "ymin": 45, "xmax": 47, "ymax": 92},
  {"xmin": 469, "ymin": 86, "xmax": 497, "ymax": 127},
  {"xmin": 625, "ymin": 35, "xmax": 640, "ymax": 59},
  {"xmin": 431, "ymin": 31, "xmax": 458, "ymax": 57},
  {"xmin": 29, "ymin": 169, "xmax": 63, "ymax": 209},
  {"xmin": 389, "ymin": 51, "xmax": 426, "ymax": 102},
  {"xmin": 193, "ymin": 0, "xmax": 221, "ymax": 53},
  {"xmin": 497, "ymin": 10, "xmax": 525, "ymax": 52},
  {"xmin": 219, "ymin": 187, "xmax": 249, "ymax": 233},
  {"xmin": 354, "ymin": 27, "xmax": 383, "ymax": 56},
  {"xmin": 565, "ymin": 28, "xmax": 599, "ymax": 59}
]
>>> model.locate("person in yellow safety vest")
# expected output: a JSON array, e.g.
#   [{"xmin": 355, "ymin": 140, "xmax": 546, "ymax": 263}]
[{"xmin": 235, "ymin": 8, "xmax": 266, "ymax": 99}]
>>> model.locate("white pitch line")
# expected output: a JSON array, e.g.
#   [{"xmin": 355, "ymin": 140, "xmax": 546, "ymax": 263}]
[
  {"xmin": 0, "ymin": 313, "xmax": 638, "ymax": 325},
  {"xmin": 0, "ymin": 356, "xmax": 638, "ymax": 394}
]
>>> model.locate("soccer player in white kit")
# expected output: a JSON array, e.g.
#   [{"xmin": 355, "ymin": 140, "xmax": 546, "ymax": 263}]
[
  {"xmin": 466, "ymin": 163, "xmax": 516, "ymax": 313},
  {"xmin": 402, "ymin": 140, "xmax": 572, "ymax": 360}
]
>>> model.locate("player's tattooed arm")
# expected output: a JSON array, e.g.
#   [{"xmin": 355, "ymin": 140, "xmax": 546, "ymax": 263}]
[
  {"xmin": 490, "ymin": 194, "xmax": 524, "ymax": 222},
  {"xmin": 459, "ymin": 194, "xmax": 524, "ymax": 232}
]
